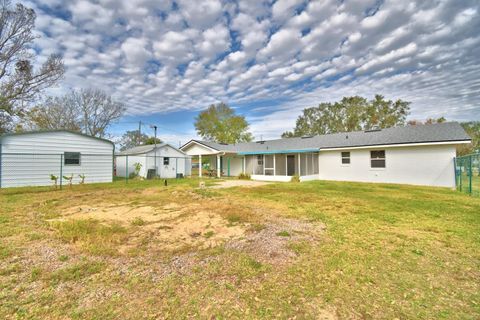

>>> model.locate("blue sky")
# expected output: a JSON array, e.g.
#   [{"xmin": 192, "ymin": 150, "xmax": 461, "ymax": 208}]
[{"xmin": 26, "ymin": 0, "xmax": 480, "ymax": 145}]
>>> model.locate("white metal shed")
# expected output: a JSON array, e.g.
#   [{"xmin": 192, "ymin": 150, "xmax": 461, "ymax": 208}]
[
  {"xmin": 0, "ymin": 130, "xmax": 115, "ymax": 188},
  {"xmin": 115, "ymin": 143, "xmax": 191, "ymax": 179}
]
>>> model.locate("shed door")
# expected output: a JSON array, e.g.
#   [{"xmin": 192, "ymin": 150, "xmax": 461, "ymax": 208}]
[{"xmin": 287, "ymin": 155, "xmax": 295, "ymax": 176}]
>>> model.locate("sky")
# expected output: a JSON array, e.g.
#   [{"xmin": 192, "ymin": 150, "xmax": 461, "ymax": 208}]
[{"xmin": 25, "ymin": 0, "xmax": 480, "ymax": 145}]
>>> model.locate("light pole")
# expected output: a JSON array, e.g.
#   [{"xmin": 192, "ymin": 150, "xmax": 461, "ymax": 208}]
[{"xmin": 150, "ymin": 125, "xmax": 158, "ymax": 177}]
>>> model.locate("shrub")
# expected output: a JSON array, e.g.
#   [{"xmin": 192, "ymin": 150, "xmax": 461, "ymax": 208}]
[
  {"xmin": 238, "ymin": 173, "xmax": 251, "ymax": 180},
  {"xmin": 78, "ymin": 174, "xmax": 86, "ymax": 184},
  {"xmin": 63, "ymin": 174, "xmax": 73, "ymax": 187},
  {"xmin": 291, "ymin": 174, "xmax": 300, "ymax": 183},
  {"xmin": 50, "ymin": 174, "xmax": 58, "ymax": 189}
]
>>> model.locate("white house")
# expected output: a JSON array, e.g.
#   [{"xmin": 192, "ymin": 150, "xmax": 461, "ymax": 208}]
[
  {"xmin": 180, "ymin": 122, "xmax": 471, "ymax": 188},
  {"xmin": 0, "ymin": 130, "xmax": 114, "ymax": 188},
  {"xmin": 115, "ymin": 143, "xmax": 191, "ymax": 179}
]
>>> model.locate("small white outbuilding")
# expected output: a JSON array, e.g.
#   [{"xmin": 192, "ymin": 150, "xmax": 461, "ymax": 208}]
[
  {"xmin": 0, "ymin": 130, "xmax": 115, "ymax": 188},
  {"xmin": 115, "ymin": 143, "xmax": 191, "ymax": 179}
]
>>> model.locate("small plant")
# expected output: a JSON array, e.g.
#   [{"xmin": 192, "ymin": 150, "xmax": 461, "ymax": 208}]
[
  {"xmin": 204, "ymin": 230, "xmax": 215, "ymax": 238},
  {"xmin": 78, "ymin": 174, "xmax": 86, "ymax": 184},
  {"xmin": 238, "ymin": 173, "xmax": 251, "ymax": 180},
  {"xmin": 131, "ymin": 217, "xmax": 146, "ymax": 226},
  {"xmin": 276, "ymin": 230, "xmax": 291, "ymax": 237},
  {"xmin": 50, "ymin": 174, "xmax": 58, "ymax": 189},
  {"xmin": 63, "ymin": 174, "xmax": 73, "ymax": 187},
  {"xmin": 291, "ymin": 174, "xmax": 300, "ymax": 183},
  {"xmin": 133, "ymin": 162, "xmax": 142, "ymax": 177}
]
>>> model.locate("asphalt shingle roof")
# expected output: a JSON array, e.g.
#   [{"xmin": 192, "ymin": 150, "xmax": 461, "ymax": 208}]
[
  {"xmin": 190, "ymin": 122, "xmax": 470, "ymax": 154},
  {"xmin": 116, "ymin": 143, "xmax": 166, "ymax": 155}
]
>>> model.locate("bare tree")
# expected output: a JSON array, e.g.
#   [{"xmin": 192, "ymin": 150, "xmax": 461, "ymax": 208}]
[
  {"xmin": 0, "ymin": 0, "xmax": 64, "ymax": 133},
  {"xmin": 27, "ymin": 88, "xmax": 126, "ymax": 138}
]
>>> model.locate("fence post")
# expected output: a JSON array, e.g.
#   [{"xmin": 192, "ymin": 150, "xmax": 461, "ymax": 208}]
[
  {"xmin": 176, "ymin": 157, "xmax": 178, "ymax": 179},
  {"xmin": 60, "ymin": 154, "xmax": 63, "ymax": 190},
  {"xmin": 469, "ymin": 155, "xmax": 473, "ymax": 195},
  {"xmin": 126, "ymin": 155, "xmax": 128, "ymax": 184}
]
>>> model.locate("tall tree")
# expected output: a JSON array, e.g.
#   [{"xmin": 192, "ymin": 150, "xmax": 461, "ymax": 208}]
[
  {"xmin": 0, "ymin": 0, "xmax": 64, "ymax": 133},
  {"xmin": 119, "ymin": 130, "xmax": 162, "ymax": 151},
  {"xmin": 194, "ymin": 102, "xmax": 253, "ymax": 143},
  {"xmin": 458, "ymin": 121, "xmax": 480, "ymax": 156},
  {"xmin": 282, "ymin": 95, "xmax": 410, "ymax": 137},
  {"xmin": 407, "ymin": 117, "xmax": 446, "ymax": 126},
  {"xmin": 27, "ymin": 88, "xmax": 126, "ymax": 138}
]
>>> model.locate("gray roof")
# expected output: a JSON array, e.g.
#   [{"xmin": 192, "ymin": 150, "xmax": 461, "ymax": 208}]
[
  {"xmin": 0, "ymin": 129, "xmax": 115, "ymax": 146},
  {"xmin": 117, "ymin": 143, "xmax": 188, "ymax": 156},
  {"xmin": 116, "ymin": 143, "xmax": 165, "ymax": 155},
  {"xmin": 187, "ymin": 122, "xmax": 470, "ymax": 154}
]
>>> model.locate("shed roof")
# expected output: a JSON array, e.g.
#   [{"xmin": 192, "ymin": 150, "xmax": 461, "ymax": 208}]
[
  {"xmin": 0, "ymin": 130, "xmax": 115, "ymax": 146},
  {"xmin": 116, "ymin": 143, "xmax": 188, "ymax": 156},
  {"xmin": 183, "ymin": 122, "xmax": 470, "ymax": 154}
]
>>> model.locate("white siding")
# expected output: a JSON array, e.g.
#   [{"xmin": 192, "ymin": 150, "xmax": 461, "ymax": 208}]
[
  {"xmin": 1, "ymin": 132, "xmax": 113, "ymax": 188},
  {"xmin": 182, "ymin": 143, "xmax": 217, "ymax": 155},
  {"xmin": 318, "ymin": 144, "xmax": 457, "ymax": 187}
]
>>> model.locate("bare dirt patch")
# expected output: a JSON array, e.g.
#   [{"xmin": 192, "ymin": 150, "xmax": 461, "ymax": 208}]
[{"xmin": 209, "ymin": 180, "xmax": 272, "ymax": 189}]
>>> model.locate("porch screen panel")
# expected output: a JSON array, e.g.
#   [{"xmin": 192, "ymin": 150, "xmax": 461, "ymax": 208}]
[
  {"xmin": 313, "ymin": 153, "xmax": 319, "ymax": 174},
  {"xmin": 275, "ymin": 154, "xmax": 286, "ymax": 175},
  {"xmin": 254, "ymin": 155, "xmax": 264, "ymax": 175},
  {"xmin": 245, "ymin": 156, "xmax": 255, "ymax": 175},
  {"xmin": 264, "ymin": 154, "xmax": 274, "ymax": 175},
  {"xmin": 300, "ymin": 153, "xmax": 306, "ymax": 176}
]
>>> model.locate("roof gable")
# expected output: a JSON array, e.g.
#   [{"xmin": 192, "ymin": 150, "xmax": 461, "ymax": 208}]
[{"xmin": 0, "ymin": 130, "xmax": 114, "ymax": 146}]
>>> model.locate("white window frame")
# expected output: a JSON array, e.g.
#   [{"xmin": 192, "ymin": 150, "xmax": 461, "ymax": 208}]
[
  {"xmin": 370, "ymin": 150, "xmax": 386, "ymax": 169},
  {"xmin": 341, "ymin": 151, "xmax": 350, "ymax": 165}
]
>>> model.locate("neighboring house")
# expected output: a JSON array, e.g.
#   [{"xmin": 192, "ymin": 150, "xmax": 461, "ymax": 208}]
[
  {"xmin": 0, "ymin": 130, "xmax": 114, "ymax": 188},
  {"xmin": 181, "ymin": 122, "xmax": 471, "ymax": 188},
  {"xmin": 115, "ymin": 143, "xmax": 191, "ymax": 179}
]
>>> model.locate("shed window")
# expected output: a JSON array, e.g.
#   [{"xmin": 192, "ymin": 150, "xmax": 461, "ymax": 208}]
[
  {"xmin": 64, "ymin": 152, "xmax": 80, "ymax": 165},
  {"xmin": 163, "ymin": 157, "xmax": 170, "ymax": 165},
  {"xmin": 370, "ymin": 150, "xmax": 386, "ymax": 168},
  {"xmin": 341, "ymin": 152, "xmax": 350, "ymax": 164}
]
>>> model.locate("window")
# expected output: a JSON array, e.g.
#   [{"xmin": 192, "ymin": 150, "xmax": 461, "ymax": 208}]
[
  {"xmin": 257, "ymin": 155, "xmax": 263, "ymax": 165},
  {"xmin": 163, "ymin": 157, "xmax": 170, "ymax": 165},
  {"xmin": 370, "ymin": 150, "xmax": 386, "ymax": 168},
  {"xmin": 341, "ymin": 152, "xmax": 350, "ymax": 164},
  {"xmin": 64, "ymin": 152, "xmax": 80, "ymax": 165}
]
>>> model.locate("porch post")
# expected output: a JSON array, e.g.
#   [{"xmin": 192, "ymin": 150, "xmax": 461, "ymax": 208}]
[
  {"xmin": 199, "ymin": 155, "xmax": 202, "ymax": 178},
  {"xmin": 298, "ymin": 153, "xmax": 301, "ymax": 176},
  {"xmin": 243, "ymin": 156, "xmax": 246, "ymax": 174},
  {"xmin": 285, "ymin": 154, "xmax": 287, "ymax": 176},
  {"xmin": 217, "ymin": 155, "xmax": 221, "ymax": 178},
  {"xmin": 273, "ymin": 154, "xmax": 276, "ymax": 176},
  {"xmin": 263, "ymin": 154, "xmax": 265, "ymax": 175}
]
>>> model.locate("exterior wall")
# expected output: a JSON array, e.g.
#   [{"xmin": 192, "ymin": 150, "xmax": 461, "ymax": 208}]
[
  {"xmin": 1, "ymin": 132, "xmax": 113, "ymax": 188},
  {"xmin": 182, "ymin": 143, "xmax": 217, "ymax": 155},
  {"xmin": 224, "ymin": 156, "xmax": 243, "ymax": 176},
  {"xmin": 116, "ymin": 145, "xmax": 191, "ymax": 178},
  {"xmin": 318, "ymin": 144, "xmax": 457, "ymax": 187}
]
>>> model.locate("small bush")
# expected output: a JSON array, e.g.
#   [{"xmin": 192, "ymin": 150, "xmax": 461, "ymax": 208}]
[
  {"xmin": 131, "ymin": 217, "xmax": 146, "ymax": 226},
  {"xmin": 291, "ymin": 174, "xmax": 300, "ymax": 183},
  {"xmin": 238, "ymin": 173, "xmax": 251, "ymax": 180}
]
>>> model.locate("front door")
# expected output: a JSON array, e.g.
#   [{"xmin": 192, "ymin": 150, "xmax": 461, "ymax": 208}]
[{"xmin": 287, "ymin": 155, "xmax": 295, "ymax": 176}]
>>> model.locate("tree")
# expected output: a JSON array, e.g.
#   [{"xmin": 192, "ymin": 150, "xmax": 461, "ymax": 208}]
[
  {"xmin": 282, "ymin": 95, "xmax": 410, "ymax": 137},
  {"xmin": 458, "ymin": 122, "xmax": 480, "ymax": 156},
  {"xmin": 27, "ymin": 88, "xmax": 126, "ymax": 138},
  {"xmin": 0, "ymin": 0, "xmax": 64, "ymax": 133},
  {"xmin": 119, "ymin": 130, "xmax": 162, "ymax": 151},
  {"xmin": 194, "ymin": 102, "xmax": 253, "ymax": 143},
  {"xmin": 407, "ymin": 117, "xmax": 446, "ymax": 126}
]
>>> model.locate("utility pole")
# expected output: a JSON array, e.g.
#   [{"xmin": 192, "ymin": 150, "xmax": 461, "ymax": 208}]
[
  {"xmin": 150, "ymin": 125, "xmax": 158, "ymax": 177},
  {"xmin": 138, "ymin": 121, "xmax": 142, "ymax": 146}
]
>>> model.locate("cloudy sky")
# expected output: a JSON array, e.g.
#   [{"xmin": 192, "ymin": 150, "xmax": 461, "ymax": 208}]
[{"xmin": 26, "ymin": 0, "xmax": 480, "ymax": 145}]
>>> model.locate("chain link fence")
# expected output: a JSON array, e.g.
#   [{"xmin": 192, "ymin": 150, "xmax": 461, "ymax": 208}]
[
  {"xmin": 114, "ymin": 155, "xmax": 191, "ymax": 182},
  {"xmin": 455, "ymin": 153, "xmax": 480, "ymax": 197},
  {"xmin": 0, "ymin": 153, "xmax": 114, "ymax": 189}
]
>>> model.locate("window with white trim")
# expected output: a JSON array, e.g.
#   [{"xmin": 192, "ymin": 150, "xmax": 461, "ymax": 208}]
[
  {"xmin": 341, "ymin": 152, "xmax": 350, "ymax": 164},
  {"xmin": 64, "ymin": 152, "xmax": 80, "ymax": 165},
  {"xmin": 370, "ymin": 150, "xmax": 386, "ymax": 168}
]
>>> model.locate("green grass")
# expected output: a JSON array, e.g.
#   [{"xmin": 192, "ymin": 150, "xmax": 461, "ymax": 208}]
[{"xmin": 0, "ymin": 178, "xmax": 479, "ymax": 319}]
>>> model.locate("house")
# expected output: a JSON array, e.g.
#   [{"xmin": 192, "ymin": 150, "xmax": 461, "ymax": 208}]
[
  {"xmin": 0, "ymin": 130, "xmax": 114, "ymax": 188},
  {"xmin": 115, "ymin": 143, "xmax": 191, "ymax": 179},
  {"xmin": 180, "ymin": 122, "xmax": 471, "ymax": 188}
]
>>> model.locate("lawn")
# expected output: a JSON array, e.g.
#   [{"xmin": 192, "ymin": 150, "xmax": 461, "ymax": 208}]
[{"xmin": 0, "ymin": 178, "xmax": 479, "ymax": 319}]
